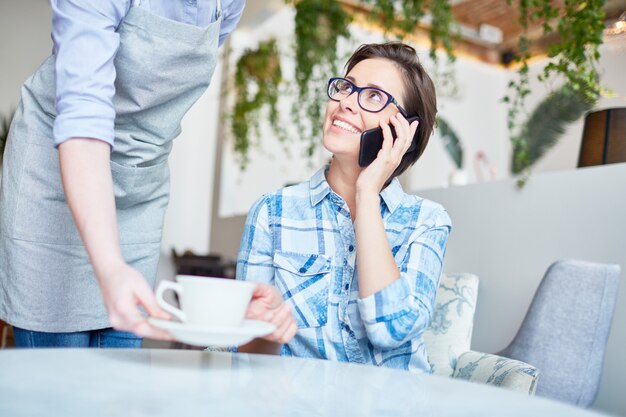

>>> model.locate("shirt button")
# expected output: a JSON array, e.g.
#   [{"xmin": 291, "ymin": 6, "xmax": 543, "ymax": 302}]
[
  {"xmin": 344, "ymin": 283, "xmax": 349, "ymax": 291},
  {"xmin": 348, "ymin": 245, "xmax": 354, "ymax": 252}
]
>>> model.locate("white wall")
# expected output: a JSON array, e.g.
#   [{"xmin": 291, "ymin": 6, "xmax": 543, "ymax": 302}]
[
  {"xmin": 161, "ymin": 61, "xmax": 221, "ymax": 256},
  {"xmin": 0, "ymin": 0, "xmax": 52, "ymax": 116},
  {"xmin": 418, "ymin": 163, "xmax": 626, "ymax": 416},
  {"xmin": 407, "ymin": 56, "xmax": 510, "ymax": 190}
]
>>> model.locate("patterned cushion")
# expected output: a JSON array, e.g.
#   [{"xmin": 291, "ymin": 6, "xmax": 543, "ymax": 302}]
[
  {"xmin": 453, "ymin": 351, "xmax": 540, "ymax": 395},
  {"xmin": 423, "ymin": 273, "xmax": 479, "ymax": 376}
]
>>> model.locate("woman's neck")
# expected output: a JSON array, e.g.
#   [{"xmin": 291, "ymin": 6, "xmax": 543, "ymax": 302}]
[{"xmin": 326, "ymin": 158, "xmax": 360, "ymax": 218}]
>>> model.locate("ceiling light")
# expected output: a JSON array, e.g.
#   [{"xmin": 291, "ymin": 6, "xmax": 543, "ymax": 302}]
[{"xmin": 604, "ymin": 11, "xmax": 626, "ymax": 50}]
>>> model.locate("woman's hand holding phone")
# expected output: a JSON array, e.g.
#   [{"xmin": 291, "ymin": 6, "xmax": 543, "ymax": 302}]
[
  {"xmin": 358, "ymin": 115, "xmax": 420, "ymax": 167},
  {"xmin": 356, "ymin": 113, "xmax": 419, "ymax": 196}
]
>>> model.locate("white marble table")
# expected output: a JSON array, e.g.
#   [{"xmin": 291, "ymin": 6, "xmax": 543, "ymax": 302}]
[{"xmin": 0, "ymin": 349, "xmax": 610, "ymax": 417}]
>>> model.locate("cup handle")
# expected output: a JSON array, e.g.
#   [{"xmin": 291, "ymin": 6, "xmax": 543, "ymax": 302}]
[{"xmin": 155, "ymin": 280, "xmax": 187, "ymax": 322}]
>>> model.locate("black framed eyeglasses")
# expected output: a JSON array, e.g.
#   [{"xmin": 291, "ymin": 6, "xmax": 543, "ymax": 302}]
[{"xmin": 327, "ymin": 77, "xmax": 409, "ymax": 117}]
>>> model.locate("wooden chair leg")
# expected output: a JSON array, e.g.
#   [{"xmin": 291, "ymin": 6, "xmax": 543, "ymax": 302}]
[{"xmin": 0, "ymin": 320, "xmax": 14, "ymax": 348}]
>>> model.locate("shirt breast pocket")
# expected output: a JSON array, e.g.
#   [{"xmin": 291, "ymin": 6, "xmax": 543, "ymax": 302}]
[{"xmin": 273, "ymin": 251, "xmax": 331, "ymax": 329}]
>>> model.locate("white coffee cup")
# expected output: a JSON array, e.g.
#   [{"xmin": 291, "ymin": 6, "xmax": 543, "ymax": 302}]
[{"xmin": 155, "ymin": 275, "xmax": 257, "ymax": 327}]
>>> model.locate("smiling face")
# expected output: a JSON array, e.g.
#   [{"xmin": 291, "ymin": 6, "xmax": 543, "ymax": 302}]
[{"xmin": 322, "ymin": 58, "xmax": 406, "ymax": 160}]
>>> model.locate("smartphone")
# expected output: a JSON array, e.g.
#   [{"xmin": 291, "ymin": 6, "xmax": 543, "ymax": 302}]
[{"xmin": 358, "ymin": 116, "xmax": 420, "ymax": 167}]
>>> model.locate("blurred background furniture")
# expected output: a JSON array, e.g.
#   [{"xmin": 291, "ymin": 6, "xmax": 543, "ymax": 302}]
[
  {"xmin": 424, "ymin": 273, "xmax": 539, "ymax": 395},
  {"xmin": 171, "ymin": 249, "xmax": 236, "ymax": 279},
  {"xmin": 498, "ymin": 259, "xmax": 621, "ymax": 407},
  {"xmin": 0, "ymin": 320, "xmax": 14, "ymax": 348},
  {"xmin": 578, "ymin": 107, "xmax": 626, "ymax": 167}
]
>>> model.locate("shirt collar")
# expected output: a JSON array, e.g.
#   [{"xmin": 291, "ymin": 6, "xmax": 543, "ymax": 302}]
[
  {"xmin": 309, "ymin": 165, "xmax": 405, "ymax": 214},
  {"xmin": 380, "ymin": 177, "xmax": 404, "ymax": 214},
  {"xmin": 309, "ymin": 166, "xmax": 332, "ymax": 207}
]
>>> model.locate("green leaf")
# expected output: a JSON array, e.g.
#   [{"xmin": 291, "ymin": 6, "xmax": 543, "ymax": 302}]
[
  {"xmin": 437, "ymin": 117, "xmax": 464, "ymax": 169},
  {"xmin": 510, "ymin": 85, "xmax": 594, "ymax": 174},
  {"xmin": 231, "ymin": 39, "xmax": 283, "ymax": 169}
]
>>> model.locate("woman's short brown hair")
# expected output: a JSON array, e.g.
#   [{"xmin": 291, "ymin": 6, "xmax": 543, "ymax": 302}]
[{"xmin": 345, "ymin": 42, "xmax": 437, "ymax": 180}]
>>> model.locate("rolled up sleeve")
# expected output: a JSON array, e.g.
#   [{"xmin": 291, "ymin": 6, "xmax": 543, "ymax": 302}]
[
  {"xmin": 357, "ymin": 207, "xmax": 451, "ymax": 350},
  {"xmin": 219, "ymin": 0, "xmax": 245, "ymax": 46},
  {"xmin": 51, "ymin": 0, "xmax": 130, "ymax": 147}
]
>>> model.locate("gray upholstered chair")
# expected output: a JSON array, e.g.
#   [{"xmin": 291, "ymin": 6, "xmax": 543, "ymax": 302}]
[
  {"xmin": 424, "ymin": 273, "xmax": 539, "ymax": 394},
  {"xmin": 498, "ymin": 259, "xmax": 621, "ymax": 407}
]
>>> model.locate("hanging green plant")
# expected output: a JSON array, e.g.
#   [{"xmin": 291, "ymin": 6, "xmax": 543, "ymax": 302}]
[
  {"xmin": 428, "ymin": 0, "xmax": 459, "ymax": 97},
  {"xmin": 437, "ymin": 117, "xmax": 463, "ymax": 169},
  {"xmin": 360, "ymin": 0, "xmax": 455, "ymax": 63},
  {"xmin": 511, "ymin": 84, "xmax": 593, "ymax": 187},
  {"xmin": 358, "ymin": 0, "xmax": 457, "ymax": 96},
  {"xmin": 227, "ymin": 0, "xmax": 609, "ymax": 174},
  {"xmin": 504, "ymin": 0, "xmax": 606, "ymax": 132},
  {"xmin": 231, "ymin": 39, "xmax": 283, "ymax": 169},
  {"xmin": 428, "ymin": 0, "xmax": 456, "ymax": 65},
  {"xmin": 0, "ymin": 110, "xmax": 14, "ymax": 167},
  {"xmin": 287, "ymin": 0, "xmax": 352, "ymax": 156}
]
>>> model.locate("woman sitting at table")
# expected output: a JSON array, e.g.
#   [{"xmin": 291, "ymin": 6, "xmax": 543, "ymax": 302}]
[{"xmin": 237, "ymin": 42, "xmax": 451, "ymax": 373}]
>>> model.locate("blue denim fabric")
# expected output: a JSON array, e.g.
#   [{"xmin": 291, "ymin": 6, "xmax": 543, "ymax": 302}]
[{"xmin": 12, "ymin": 327, "xmax": 142, "ymax": 348}]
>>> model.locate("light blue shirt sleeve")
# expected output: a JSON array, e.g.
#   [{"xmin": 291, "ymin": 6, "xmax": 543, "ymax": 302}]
[
  {"xmin": 357, "ymin": 206, "xmax": 452, "ymax": 350},
  {"xmin": 220, "ymin": 0, "xmax": 246, "ymax": 46},
  {"xmin": 51, "ymin": 0, "xmax": 245, "ymax": 148},
  {"xmin": 51, "ymin": 0, "xmax": 128, "ymax": 148},
  {"xmin": 236, "ymin": 195, "xmax": 276, "ymax": 285}
]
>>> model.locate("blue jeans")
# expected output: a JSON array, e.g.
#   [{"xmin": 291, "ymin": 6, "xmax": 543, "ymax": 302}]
[{"xmin": 12, "ymin": 326, "xmax": 143, "ymax": 348}]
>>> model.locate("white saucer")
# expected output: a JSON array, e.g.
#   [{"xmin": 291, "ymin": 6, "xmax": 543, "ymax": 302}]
[{"xmin": 148, "ymin": 318, "xmax": 276, "ymax": 347}]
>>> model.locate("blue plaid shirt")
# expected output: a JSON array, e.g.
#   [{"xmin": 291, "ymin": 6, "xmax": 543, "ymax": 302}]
[{"xmin": 237, "ymin": 166, "xmax": 451, "ymax": 373}]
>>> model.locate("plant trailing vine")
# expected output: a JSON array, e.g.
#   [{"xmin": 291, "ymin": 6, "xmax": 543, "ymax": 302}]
[
  {"xmin": 287, "ymin": 0, "xmax": 353, "ymax": 156},
  {"xmin": 504, "ymin": 0, "xmax": 606, "ymax": 178},
  {"xmin": 231, "ymin": 39, "xmax": 283, "ymax": 169},
  {"xmin": 360, "ymin": 0, "xmax": 457, "ymax": 95},
  {"xmin": 360, "ymin": 0, "xmax": 456, "ymax": 63},
  {"xmin": 437, "ymin": 117, "xmax": 463, "ymax": 170}
]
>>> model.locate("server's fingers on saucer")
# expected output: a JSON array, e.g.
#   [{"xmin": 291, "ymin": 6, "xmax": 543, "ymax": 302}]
[{"xmin": 135, "ymin": 321, "xmax": 174, "ymax": 341}]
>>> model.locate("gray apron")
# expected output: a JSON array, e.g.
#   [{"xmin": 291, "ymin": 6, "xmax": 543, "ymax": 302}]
[{"xmin": 0, "ymin": 1, "xmax": 222, "ymax": 332}]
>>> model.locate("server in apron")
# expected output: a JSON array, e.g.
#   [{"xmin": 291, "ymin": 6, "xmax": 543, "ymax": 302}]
[{"xmin": 0, "ymin": 0, "xmax": 296, "ymax": 348}]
